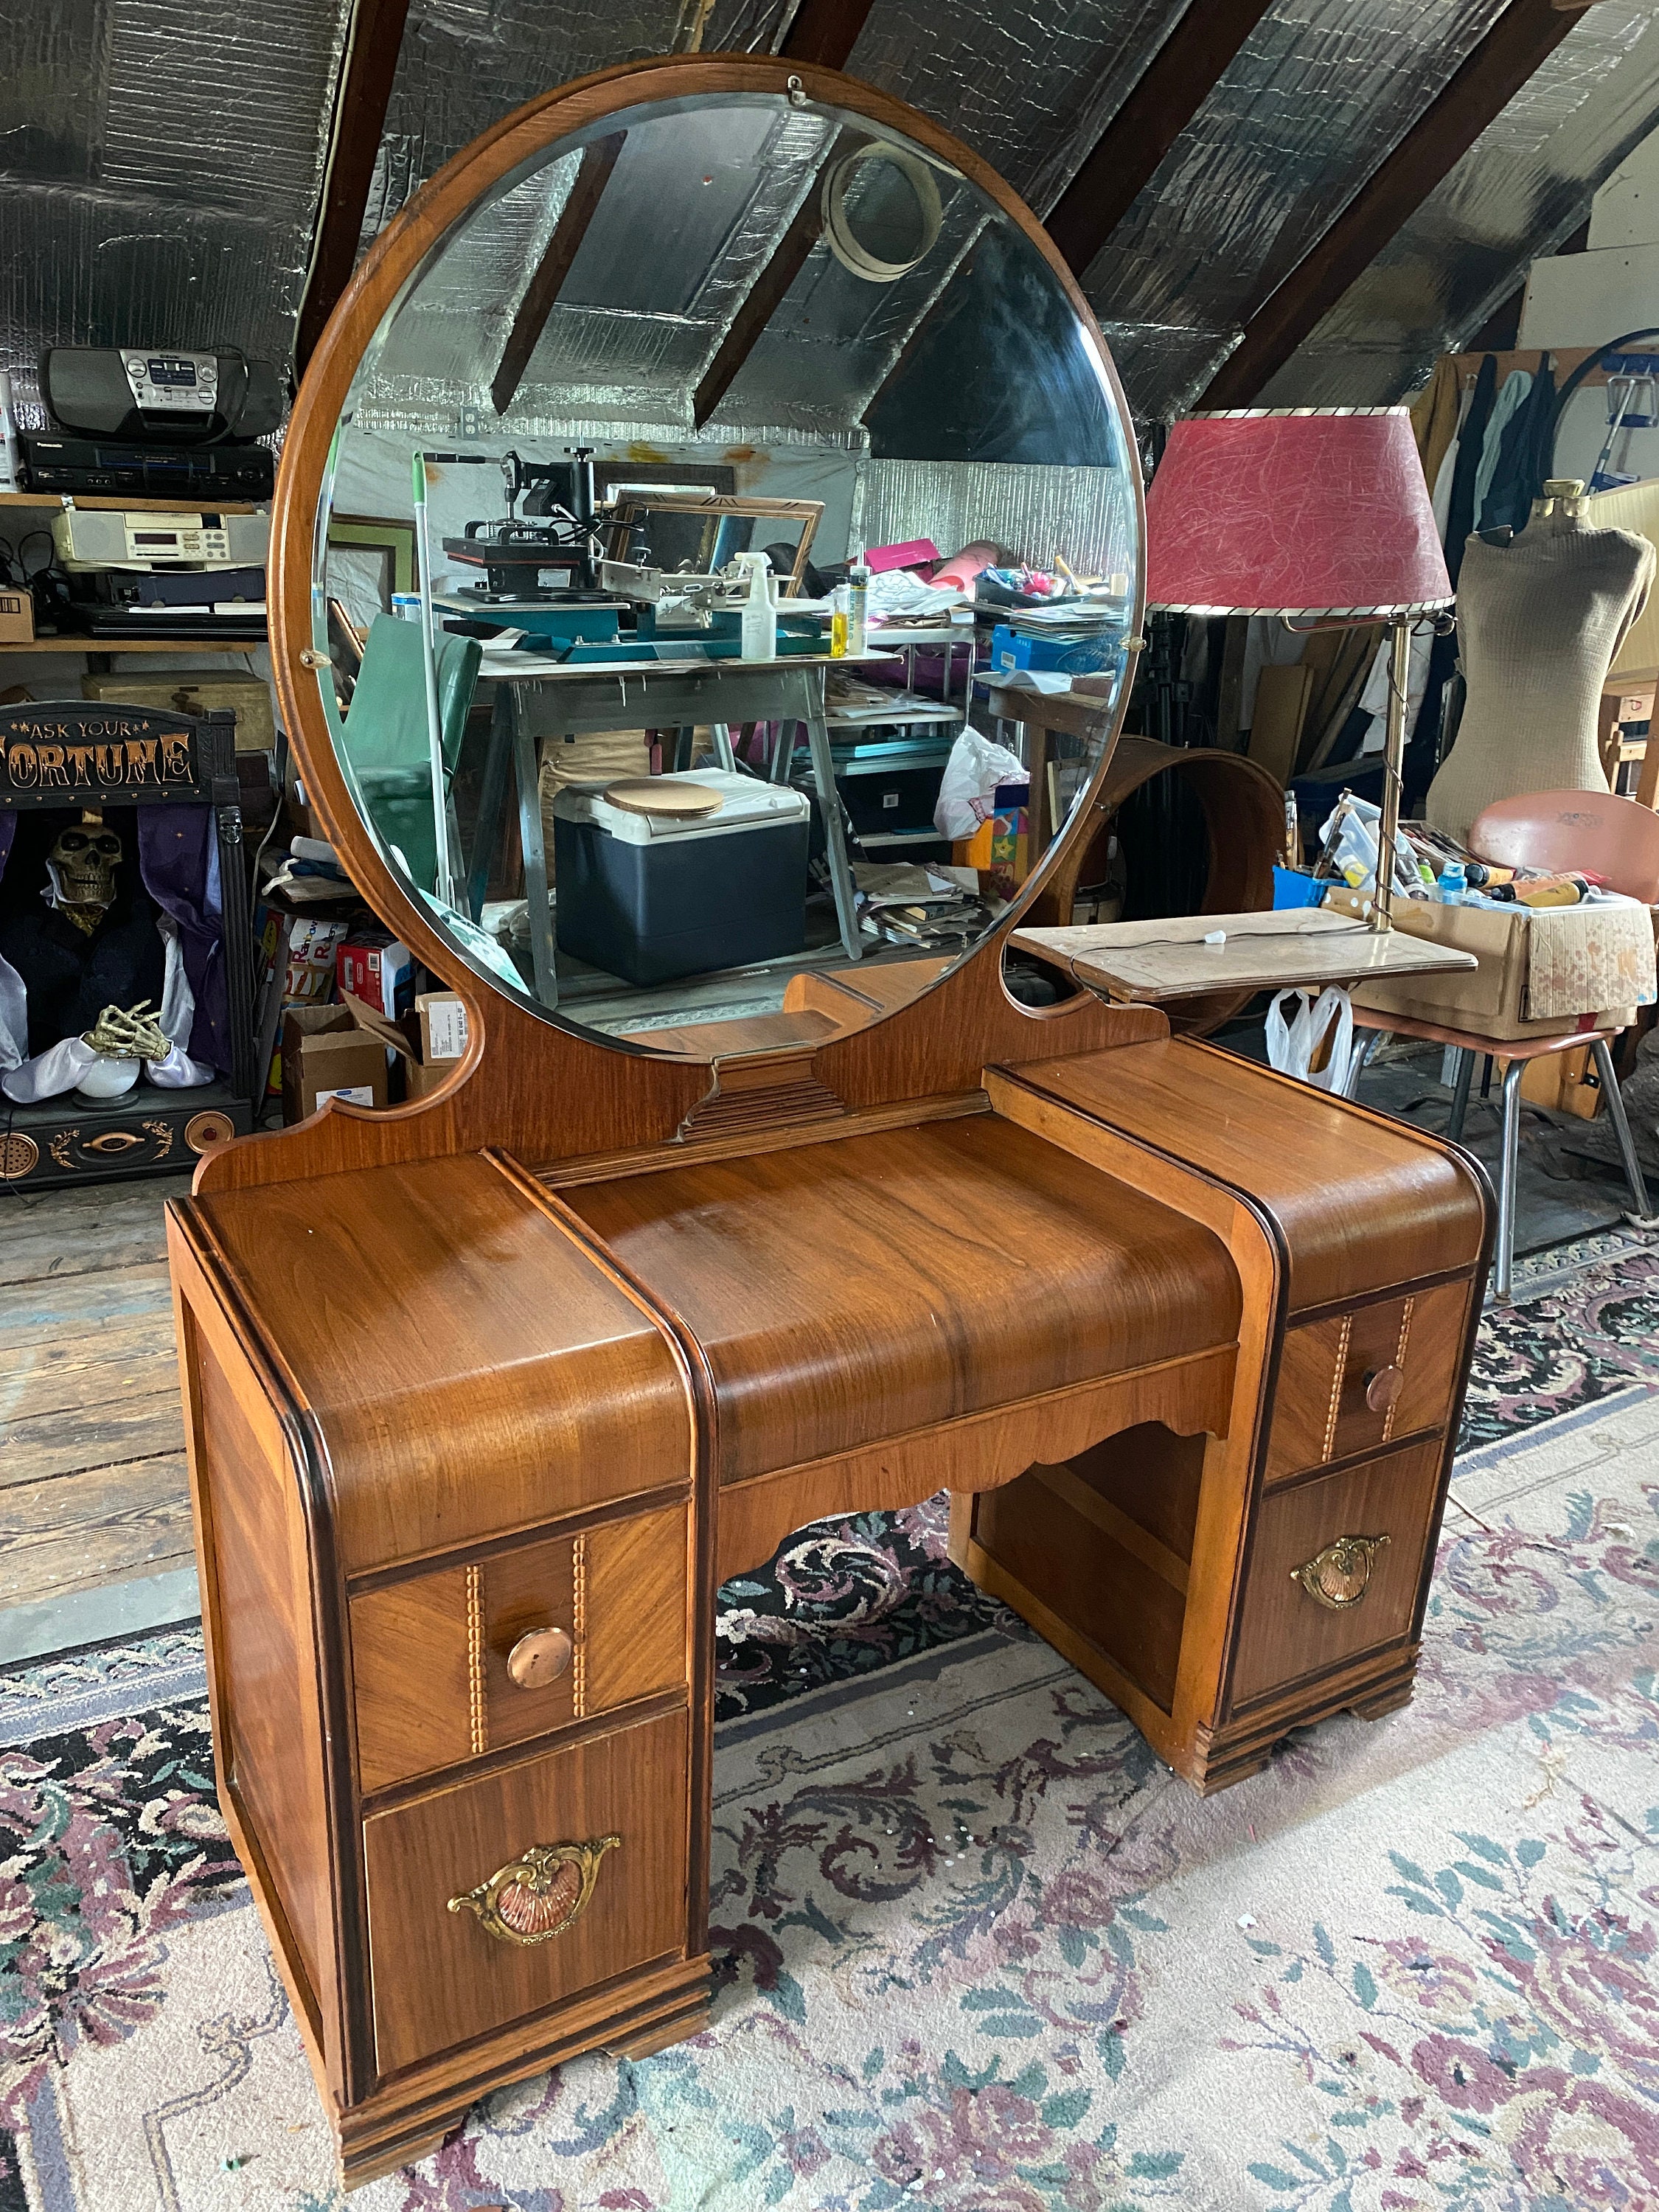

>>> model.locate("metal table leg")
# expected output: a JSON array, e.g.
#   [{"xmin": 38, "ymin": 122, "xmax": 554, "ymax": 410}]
[
  {"xmin": 1447, "ymin": 1045, "xmax": 1475, "ymax": 1142},
  {"xmin": 710, "ymin": 720, "xmax": 736, "ymax": 771},
  {"xmin": 467, "ymin": 686, "xmax": 516, "ymax": 922},
  {"xmin": 1592, "ymin": 1034, "xmax": 1659, "ymax": 1224},
  {"xmin": 508, "ymin": 684, "xmax": 557, "ymax": 1009},
  {"xmin": 1492, "ymin": 1056, "xmax": 1526, "ymax": 1301},
  {"xmin": 801, "ymin": 694, "xmax": 861, "ymax": 961}
]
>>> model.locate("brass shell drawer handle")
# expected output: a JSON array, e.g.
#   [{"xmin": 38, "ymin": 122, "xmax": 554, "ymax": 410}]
[
  {"xmin": 507, "ymin": 1625, "xmax": 574, "ymax": 1689},
  {"xmin": 1363, "ymin": 1365, "xmax": 1405, "ymax": 1413},
  {"xmin": 1291, "ymin": 1533, "xmax": 1390, "ymax": 1610},
  {"xmin": 448, "ymin": 1834, "xmax": 620, "ymax": 1945}
]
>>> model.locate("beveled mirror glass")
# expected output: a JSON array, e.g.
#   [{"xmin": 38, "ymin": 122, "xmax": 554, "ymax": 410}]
[{"xmin": 306, "ymin": 67, "xmax": 1141, "ymax": 1055}]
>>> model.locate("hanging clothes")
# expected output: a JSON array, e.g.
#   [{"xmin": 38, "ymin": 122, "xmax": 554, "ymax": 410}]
[
  {"xmin": 1472, "ymin": 370, "xmax": 1532, "ymax": 527},
  {"xmin": 1410, "ymin": 355, "xmax": 1461, "ymax": 492},
  {"xmin": 1486, "ymin": 361, "xmax": 1558, "ymax": 532},
  {"xmin": 1442, "ymin": 355, "xmax": 1497, "ymax": 590}
]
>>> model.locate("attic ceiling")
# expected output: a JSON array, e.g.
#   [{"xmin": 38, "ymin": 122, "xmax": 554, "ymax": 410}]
[{"xmin": 4, "ymin": 0, "xmax": 1659, "ymax": 434}]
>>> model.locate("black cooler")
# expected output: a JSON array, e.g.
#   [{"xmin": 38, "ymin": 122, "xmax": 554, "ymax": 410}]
[{"xmin": 552, "ymin": 768, "xmax": 812, "ymax": 985}]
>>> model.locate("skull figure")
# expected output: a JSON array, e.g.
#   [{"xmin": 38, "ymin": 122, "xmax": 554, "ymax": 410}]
[{"xmin": 46, "ymin": 821, "xmax": 122, "ymax": 936}]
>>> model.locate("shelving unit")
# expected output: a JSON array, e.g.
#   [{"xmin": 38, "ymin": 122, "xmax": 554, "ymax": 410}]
[
  {"xmin": 0, "ymin": 637, "xmax": 262, "ymax": 655},
  {"xmin": 0, "ymin": 489, "xmax": 262, "ymax": 513},
  {"xmin": 1, "ymin": 490, "xmax": 271, "ymax": 660}
]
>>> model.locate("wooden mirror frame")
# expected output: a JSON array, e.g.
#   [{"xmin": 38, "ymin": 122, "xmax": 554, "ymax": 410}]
[{"xmin": 211, "ymin": 54, "xmax": 1150, "ymax": 1198}]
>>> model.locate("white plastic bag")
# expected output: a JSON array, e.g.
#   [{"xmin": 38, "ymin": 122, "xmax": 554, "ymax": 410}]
[
  {"xmin": 1264, "ymin": 987, "xmax": 1356, "ymax": 1093},
  {"xmin": 933, "ymin": 724, "xmax": 1028, "ymax": 840}
]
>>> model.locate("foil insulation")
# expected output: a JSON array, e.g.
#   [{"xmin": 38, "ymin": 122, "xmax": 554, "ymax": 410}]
[
  {"xmin": 857, "ymin": 458, "xmax": 1133, "ymax": 580},
  {"xmin": 1080, "ymin": 0, "xmax": 1515, "ymax": 421},
  {"xmin": 0, "ymin": 0, "xmax": 353, "ymax": 414},
  {"xmin": 841, "ymin": 0, "xmax": 1190, "ymax": 210},
  {"xmin": 358, "ymin": 0, "xmax": 795, "ymax": 248},
  {"xmin": 1263, "ymin": 1, "xmax": 1659, "ymax": 404}
]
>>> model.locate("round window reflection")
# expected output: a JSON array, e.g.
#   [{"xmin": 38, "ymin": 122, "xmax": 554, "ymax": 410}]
[{"xmin": 310, "ymin": 80, "xmax": 1141, "ymax": 1057}]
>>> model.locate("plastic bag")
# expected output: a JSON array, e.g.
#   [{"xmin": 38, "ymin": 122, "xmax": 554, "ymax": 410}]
[
  {"xmin": 1264, "ymin": 987, "xmax": 1356, "ymax": 1093},
  {"xmin": 933, "ymin": 725, "xmax": 1028, "ymax": 840}
]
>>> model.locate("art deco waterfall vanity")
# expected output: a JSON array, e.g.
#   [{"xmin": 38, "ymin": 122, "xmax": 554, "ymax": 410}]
[{"xmin": 165, "ymin": 58, "xmax": 1492, "ymax": 2187}]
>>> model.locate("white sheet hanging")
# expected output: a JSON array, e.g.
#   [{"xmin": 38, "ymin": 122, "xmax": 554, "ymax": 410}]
[{"xmin": 0, "ymin": 912, "xmax": 217, "ymax": 1101}]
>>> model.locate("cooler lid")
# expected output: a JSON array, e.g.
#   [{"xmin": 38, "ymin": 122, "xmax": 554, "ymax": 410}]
[{"xmin": 553, "ymin": 768, "xmax": 810, "ymax": 842}]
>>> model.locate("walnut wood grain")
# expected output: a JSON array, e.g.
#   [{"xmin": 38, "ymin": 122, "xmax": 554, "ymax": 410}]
[
  {"xmin": 1228, "ymin": 1439, "xmax": 1444, "ymax": 1709},
  {"xmin": 717, "ymin": 1344, "xmax": 1236, "ymax": 1582},
  {"xmin": 568, "ymin": 1114, "xmax": 1240, "ymax": 1486},
  {"xmin": 1010, "ymin": 1038, "xmax": 1489, "ymax": 1315},
  {"xmin": 970, "ymin": 1067, "xmax": 1284, "ymax": 1778},
  {"xmin": 363, "ymin": 1709, "xmax": 689, "ymax": 2077},
  {"xmin": 181, "ymin": 1153, "xmax": 699, "ymax": 1573}
]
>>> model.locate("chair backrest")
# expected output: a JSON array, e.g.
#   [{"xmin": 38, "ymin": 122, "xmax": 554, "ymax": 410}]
[
  {"xmin": 340, "ymin": 613, "xmax": 481, "ymax": 891},
  {"xmin": 1468, "ymin": 788, "xmax": 1659, "ymax": 903}
]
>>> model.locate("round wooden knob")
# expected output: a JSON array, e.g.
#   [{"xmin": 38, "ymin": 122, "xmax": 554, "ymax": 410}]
[
  {"xmin": 1364, "ymin": 1365, "xmax": 1405, "ymax": 1414},
  {"xmin": 506, "ymin": 1627, "xmax": 574, "ymax": 1690}
]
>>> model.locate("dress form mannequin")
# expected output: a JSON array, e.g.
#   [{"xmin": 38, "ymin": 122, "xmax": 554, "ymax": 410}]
[{"xmin": 1426, "ymin": 479, "xmax": 1654, "ymax": 842}]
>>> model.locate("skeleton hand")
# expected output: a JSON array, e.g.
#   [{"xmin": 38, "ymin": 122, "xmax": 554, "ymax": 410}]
[{"xmin": 82, "ymin": 1000, "xmax": 172, "ymax": 1060}]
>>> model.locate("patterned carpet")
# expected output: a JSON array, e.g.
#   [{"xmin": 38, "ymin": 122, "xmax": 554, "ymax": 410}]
[{"xmin": 2, "ymin": 1232, "xmax": 1658, "ymax": 2210}]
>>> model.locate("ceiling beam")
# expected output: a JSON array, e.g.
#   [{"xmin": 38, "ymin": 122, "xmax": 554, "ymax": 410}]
[
  {"xmin": 779, "ymin": 0, "xmax": 878, "ymax": 69},
  {"xmin": 1200, "ymin": 0, "xmax": 1585, "ymax": 408},
  {"xmin": 692, "ymin": 130, "xmax": 858, "ymax": 430},
  {"xmin": 295, "ymin": 0, "xmax": 415, "ymax": 375},
  {"xmin": 490, "ymin": 132, "xmax": 627, "ymax": 415},
  {"xmin": 1044, "ymin": 0, "xmax": 1277, "ymax": 279}
]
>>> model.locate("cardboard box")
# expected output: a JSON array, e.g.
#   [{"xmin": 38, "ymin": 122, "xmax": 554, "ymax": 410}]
[
  {"xmin": 337, "ymin": 935, "xmax": 412, "ymax": 1018},
  {"xmin": 417, "ymin": 991, "xmax": 470, "ymax": 1066},
  {"xmin": 0, "ymin": 588, "xmax": 35, "ymax": 644},
  {"xmin": 1352, "ymin": 898, "xmax": 1640, "ymax": 1041},
  {"xmin": 282, "ymin": 1004, "xmax": 390, "ymax": 1123},
  {"xmin": 80, "ymin": 666, "xmax": 276, "ymax": 752}
]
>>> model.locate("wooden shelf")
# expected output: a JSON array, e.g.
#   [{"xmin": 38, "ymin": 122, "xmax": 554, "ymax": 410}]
[
  {"xmin": 0, "ymin": 636, "xmax": 264, "ymax": 654},
  {"xmin": 0, "ymin": 489, "xmax": 263, "ymax": 514}
]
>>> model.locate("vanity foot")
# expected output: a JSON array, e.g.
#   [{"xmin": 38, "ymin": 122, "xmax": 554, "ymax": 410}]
[{"xmin": 607, "ymin": 1992, "xmax": 712, "ymax": 2060}]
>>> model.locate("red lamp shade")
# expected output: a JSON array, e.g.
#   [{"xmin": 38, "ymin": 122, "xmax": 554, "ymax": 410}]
[{"xmin": 1144, "ymin": 408, "xmax": 1453, "ymax": 619}]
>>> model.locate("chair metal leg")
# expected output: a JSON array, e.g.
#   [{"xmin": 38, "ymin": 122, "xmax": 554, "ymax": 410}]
[
  {"xmin": 710, "ymin": 720, "xmax": 736, "ymax": 771},
  {"xmin": 1591, "ymin": 1035, "xmax": 1659, "ymax": 1225},
  {"xmin": 1447, "ymin": 1046, "xmax": 1475, "ymax": 1143},
  {"xmin": 1492, "ymin": 1057, "xmax": 1525, "ymax": 1301},
  {"xmin": 1343, "ymin": 1026, "xmax": 1382, "ymax": 1099}
]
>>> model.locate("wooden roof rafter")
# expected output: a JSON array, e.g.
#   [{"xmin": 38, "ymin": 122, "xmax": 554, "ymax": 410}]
[
  {"xmin": 490, "ymin": 132, "xmax": 627, "ymax": 416},
  {"xmin": 296, "ymin": 0, "xmax": 416, "ymax": 375},
  {"xmin": 1200, "ymin": 0, "xmax": 1588, "ymax": 408},
  {"xmin": 1044, "ymin": 0, "xmax": 1279, "ymax": 279}
]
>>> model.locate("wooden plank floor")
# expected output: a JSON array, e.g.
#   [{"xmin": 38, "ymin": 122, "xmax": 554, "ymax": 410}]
[{"xmin": 0, "ymin": 1173, "xmax": 195, "ymax": 1613}]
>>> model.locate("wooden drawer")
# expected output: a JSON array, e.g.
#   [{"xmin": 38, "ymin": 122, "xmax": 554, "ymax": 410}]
[
  {"xmin": 1266, "ymin": 1280, "xmax": 1468, "ymax": 1484},
  {"xmin": 1231, "ymin": 1437, "xmax": 1444, "ymax": 1709},
  {"xmin": 363, "ymin": 1708, "xmax": 689, "ymax": 2076},
  {"xmin": 350, "ymin": 1504, "xmax": 689, "ymax": 1793}
]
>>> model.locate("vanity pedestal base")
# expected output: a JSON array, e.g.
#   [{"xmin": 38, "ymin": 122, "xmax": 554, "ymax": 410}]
[{"xmin": 950, "ymin": 1043, "xmax": 1490, "ymax": 1795}]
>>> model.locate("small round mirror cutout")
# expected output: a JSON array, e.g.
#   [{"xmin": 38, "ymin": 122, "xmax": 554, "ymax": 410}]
[{"xmin": 507, "ymin": 1626, "xmax": 574, "ymax": 1690}]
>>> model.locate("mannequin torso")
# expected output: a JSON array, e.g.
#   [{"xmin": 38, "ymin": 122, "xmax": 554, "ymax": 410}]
[{"xmin": 1427, "ymin": 498, "xmax": 1654, "ymax": 841}]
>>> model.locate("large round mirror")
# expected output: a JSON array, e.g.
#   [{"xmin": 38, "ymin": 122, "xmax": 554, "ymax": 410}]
[{"xmin": 292, "ymin": 60, "xmax": 1142, "ymax": 1057}]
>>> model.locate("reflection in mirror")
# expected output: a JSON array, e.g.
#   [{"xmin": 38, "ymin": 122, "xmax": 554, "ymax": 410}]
[{"xmin": 311, "ymin": 84, "xmax": 1140, "ymax": 1057}]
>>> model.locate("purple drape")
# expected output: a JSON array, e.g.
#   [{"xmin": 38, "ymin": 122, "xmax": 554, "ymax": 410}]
[
  {"xmin": 0, "ymin": 813, "xmax": 14, "ymax": 882},
  {"xmin": 137, "ymin": 806, "xmax": 229, "ymax": 1074}
]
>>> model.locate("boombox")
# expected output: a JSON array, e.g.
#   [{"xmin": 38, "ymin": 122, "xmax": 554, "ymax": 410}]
[{"xmin": 39, "ymin": 347, "xmax": 284, "ymax": 445}]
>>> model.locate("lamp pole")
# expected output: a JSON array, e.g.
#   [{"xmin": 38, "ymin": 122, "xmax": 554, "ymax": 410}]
[{"xmin": 1371, "ymin": 616, "xmax": 1412, "ymax": 933}]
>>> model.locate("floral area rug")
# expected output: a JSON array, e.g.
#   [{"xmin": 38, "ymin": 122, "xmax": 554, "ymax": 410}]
[{"xmin": 3, "ymin": 1242, "xmax": 1659, "ymax": 2209}]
